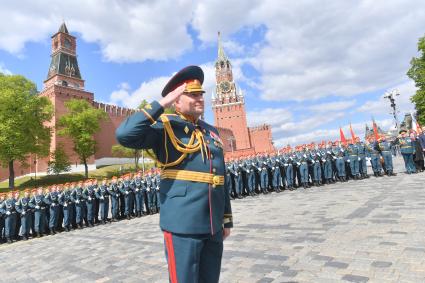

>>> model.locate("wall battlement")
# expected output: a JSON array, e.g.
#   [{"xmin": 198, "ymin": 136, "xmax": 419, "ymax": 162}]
[{"xmin": 92, "ymin": 101, "xmax": 137, "ymax": 117}]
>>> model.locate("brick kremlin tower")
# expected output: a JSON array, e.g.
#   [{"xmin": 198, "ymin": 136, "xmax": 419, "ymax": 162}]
[
  {"xmin": 212, "ymin": 32, "xmax": 274, "ymax": 158},
  {"xmin": 0, "ymin": 22, "xmax": 137, "ymax": 180}
]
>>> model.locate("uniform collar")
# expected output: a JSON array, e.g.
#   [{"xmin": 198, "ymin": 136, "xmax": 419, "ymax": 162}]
[{"xmin": 176, "ymin": 111, "xmax": 199, "ymax": 124}]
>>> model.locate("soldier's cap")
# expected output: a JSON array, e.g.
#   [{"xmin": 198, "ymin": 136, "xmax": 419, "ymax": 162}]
[
  {"xmin": 161, "ymin": 65, "xmax": 205, "ymax": 97},
  {"xmin": 399, "ymin": 129, "xmax": 407, "ymax": 134}
]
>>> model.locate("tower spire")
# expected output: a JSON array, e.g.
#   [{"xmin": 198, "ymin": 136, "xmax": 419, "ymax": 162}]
[
  {"xmin": 217, "ymin": 31, "xmax": 227, "ymax": 61},
  {"xmin": 58, "ymin": 22, "xmax": 69, "ymax": 34}
]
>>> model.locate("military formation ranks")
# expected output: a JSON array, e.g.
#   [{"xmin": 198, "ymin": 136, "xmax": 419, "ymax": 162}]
[
  {"xmin": 0, "ymin": 169, "xmax": 161, "ymax": 244},
  {"xmin": 224, "ymin": 134, "xmax": 424, "ymax": 199}
]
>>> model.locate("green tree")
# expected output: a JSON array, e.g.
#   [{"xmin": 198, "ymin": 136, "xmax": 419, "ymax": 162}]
[
  {"xmin": 0, "ymin": 73, "xmax": 53, "ymax": 188},
  {"xmin": 47, "ymin": 144, "xmax": 71, "ymax": 175},
  {"xmin": 58, "ymin": 99, "xmax": 107, "ymax": 178},
  {"xmin": 407, "ymin": 35, "xmax": 425, "ymax": 125}
]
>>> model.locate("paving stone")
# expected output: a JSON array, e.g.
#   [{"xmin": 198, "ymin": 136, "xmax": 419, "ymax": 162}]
[
  {"xmin": 371, "ymin": 261, "xmax": 392, "ymax": 268},
  {"xmin": 325, "ymin": 261, "xmax": 349, "ymax": 269},
  {"xmin": 341, "ymin": 274, "xmax": 370, "ymax": 282}
]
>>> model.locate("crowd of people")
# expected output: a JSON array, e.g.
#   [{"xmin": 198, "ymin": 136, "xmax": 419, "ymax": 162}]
[
  {"xmin": 224, "ymin": 129, "xmax": 425, "ymax": 199},
  {"xmin": 1, "ymin": 128, "xmax": 424, "ymax": 245}
]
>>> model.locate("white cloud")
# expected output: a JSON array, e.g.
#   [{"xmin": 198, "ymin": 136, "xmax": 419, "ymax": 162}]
[
  {"xmin": 0, "ymin": 0, "xmax": 193, "ymax": 62},
  {"xmin": 308, "ymin": 100, "xmax": 357, "ymax": 112},
  {"xmin": 247, "ymin": 108, "xmax": 292, "ymax": 127},
  {"xmin": 0, "ymin": 63, "xmax": 12, "ymax": 75},
  {"xmin": 192, "ymin": 0, "xmax": 425, "ymax": 102}
]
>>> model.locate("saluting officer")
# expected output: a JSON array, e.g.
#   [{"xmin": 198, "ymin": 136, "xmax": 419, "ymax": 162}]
[{"xmin": 116, "ymin": 65, "xmax": 232, "ymax": 283}]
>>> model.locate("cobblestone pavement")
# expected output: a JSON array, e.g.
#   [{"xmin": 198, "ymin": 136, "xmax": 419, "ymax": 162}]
[{"xmin": 1, "ymin": 157, "xmax": 424, "ymax": 283}]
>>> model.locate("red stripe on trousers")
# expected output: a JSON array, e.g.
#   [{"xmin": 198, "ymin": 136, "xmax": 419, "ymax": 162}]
[{"xmin": 164, "ymin": 231, "xmax": 178, "ymax": 283}]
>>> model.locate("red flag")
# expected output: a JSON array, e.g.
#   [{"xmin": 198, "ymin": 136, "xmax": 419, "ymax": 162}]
[
  {"xmin": 372, "ymin": 119, "xmax": 379, "ymax": 140},
  {"xmin": 349, "ymin": 123, "xmax": 356, "ymax": 140},
  {"xmin": 340, "ymin": 127, "xmax": 347, "ymax": 145}
]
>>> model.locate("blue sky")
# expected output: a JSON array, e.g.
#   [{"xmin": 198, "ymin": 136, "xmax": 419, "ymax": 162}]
[{"xmin": 0, "ymin": 0, "xmax": 424, "ymax": 146}]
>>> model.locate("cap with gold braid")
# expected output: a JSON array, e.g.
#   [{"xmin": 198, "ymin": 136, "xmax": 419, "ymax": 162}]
[{"xmin": 161, "ymin": 65, "xmax": 205, "ymax": 97}]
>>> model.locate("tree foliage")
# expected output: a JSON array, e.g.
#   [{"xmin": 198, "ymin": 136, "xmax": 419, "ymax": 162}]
[
  {"xmin": 47, "ymin": 144, "xmax": 71, "ymax": 175},
  {"xmin": 0, "ymin": 73, "xmax": 53, "ymax": 188},
  {"xmin": 407, "ymin": 35, "xmax": 425, "ymax": 125},
  {"xmin": 58, "ymin": 99, "xmax": 107, "ymax": 178}
]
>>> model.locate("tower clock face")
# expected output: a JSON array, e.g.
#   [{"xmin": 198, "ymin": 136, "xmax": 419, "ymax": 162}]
[
  {"xmin": 220, "ymin": 81, "xmax": 231, "ymax": 93},
  {"xmin": 64, "ymin": 38, "xmax": 72, "ymax": 49}
]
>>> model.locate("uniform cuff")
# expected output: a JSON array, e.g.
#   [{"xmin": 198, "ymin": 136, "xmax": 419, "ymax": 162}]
[
  {"xmin": 140, "ymin": 100, "xmax": 164, "ymax": 124},
  {"xmin": 224, "ymin": 214, "xmax": 233, "ymax": 228}
]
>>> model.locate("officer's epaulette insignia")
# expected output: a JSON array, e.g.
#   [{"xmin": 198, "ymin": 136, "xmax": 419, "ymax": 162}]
[{"xmin": 184, "ymin": 126, "xmax": 189, "ymax": 134}]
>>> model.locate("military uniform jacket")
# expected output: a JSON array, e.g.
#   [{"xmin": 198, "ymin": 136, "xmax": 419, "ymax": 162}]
[
  {"xmin": 29, "ymin": 195, "xmax": 47, "ymax": 210},
  {"xmin": 59, "ymin": 190, "xmax": 73, "ymax": 207},
  {"xmin": 116, "ymin": 100, "xmax": 233, "ymax": 235},
  {"xmin": 15, "ymin": 197, "xmax": 30, "ymax": 215},
  {"xmin": 0, "ymin": 199, "xmax": 16, "ymax": 215},
  {"xmin": 398, "ymin": 137, "xmax": 415, "ymax": 154},
  {"xmin": 96, "ymin": 185, "xmax": 110, "ymax": 201},
  {"xmin": 108, "ymin": 183, "xmax": 120, "ymax": 198}
]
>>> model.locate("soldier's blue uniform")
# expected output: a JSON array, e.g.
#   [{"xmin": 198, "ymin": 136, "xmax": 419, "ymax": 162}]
[
  {"xmin": 107, "ymin": 179, "xmax": 121, "ymax": 221},
  {"xmin": 310, "ymin": 150, "xmax": 322, "ymax": 186},
  {"xmin": 322, "ymin": 147, "xmax": 334, "ymax": 183},
  {"xmin": 378, "ymin": 138, "xmax": 395, "ymax": 175},
  {"xmin": 71, "ymin": 185, "xmax": 87, "ymax": 228},
  {"xmin": 368, "ymin": 141, "xmax": 382, "ymax": 176},
  {"xmin": 357, "ymin": 141, "xmax": 369, "ymax": 178},
  {"xmin": 0, "ymin": 196, "xmax": 17, "ymax": 243},
  {"xmin": 96, "ymin": 182, "xmax": 110, "ymax": 223},
  {"xmin": 59, "ymin": 186, "xmax": 74, "ymax": 231},
  {"xmin": 346, "ymin": 142, "xmax": 360, "ymax": 179},
  {"xmin": 283, "ymin": 154, "xmax": 294, "ymax": 189},
  {"xmin": 132, "ymin": 175, "xmax": 145, "ymax": 217},
  {"xmin": 398, "ymin": 133, "xmax": 416, "ymax": 174},
  {"xmin": 119, "ymin": 177, "xmax": 134, "ymax": 219},
  {"xmin": 145, "ymin": 174, "xmax": 155, "ymax": 214},
  {"xmin": 15, "ymin": 194, "xmax": 31, "ymax": 240},
  {"xmin": 45, "ymin": 190, "xmax": 60, "ymax": 234},
  {"xmin": 246, "ymin": 158, "xmax": 258, "ymax": 195},
  {"xmin": 259, "ymin": 157, "xmax": 270, "ymax": 193},
  {"xmin": 234, "ymin": 161, "xmax": 245, "ymax": 197},
  {"xmin": 224, "ymin": 165, "xmax": 234, "ymax": 199},
  {"xmin": 0, "ymin": 195, "xmax": 4, "ymax": 242},
  {"xmin": 271, "ymin": 156, "xmax": 282, "ymax": 192},
  {"xmin": 332, "ymin": 145, "xmax": 347, "ymax": 181},
  {"xmin": 84, "ymin": 184, "xmax": 96, "ymax": 226},
  {"xmin": 29, "ymin": 192, "xmax": 48, "ymax": 236},
  {"xmin": 296, "ymin": 151, "xmax": 310, "ymax": 188},
  {"xmin": 116, "ymin": 65, "xmax": 232, "ymax": 283}
]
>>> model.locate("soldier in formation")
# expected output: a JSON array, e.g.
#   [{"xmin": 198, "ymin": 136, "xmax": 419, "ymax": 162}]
[{"xmin": 0, "ymin": 169, "xmax": 161, "ymax": 244}]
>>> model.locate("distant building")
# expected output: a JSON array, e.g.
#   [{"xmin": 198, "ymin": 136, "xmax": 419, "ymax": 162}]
[{"xmin": 212, "ymin": 33, "xmax": 274, "ymax": 159}]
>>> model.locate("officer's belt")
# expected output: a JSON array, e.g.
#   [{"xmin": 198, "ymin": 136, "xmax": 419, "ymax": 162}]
[{"xmin": 161, "ymin": 169, "xmax": 224, "ymax": 186}]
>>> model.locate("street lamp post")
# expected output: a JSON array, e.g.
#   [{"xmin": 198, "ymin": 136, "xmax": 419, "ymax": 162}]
[{"xmin": 384, "ymin": 89, "xmax": 400, "ymax": 132}]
